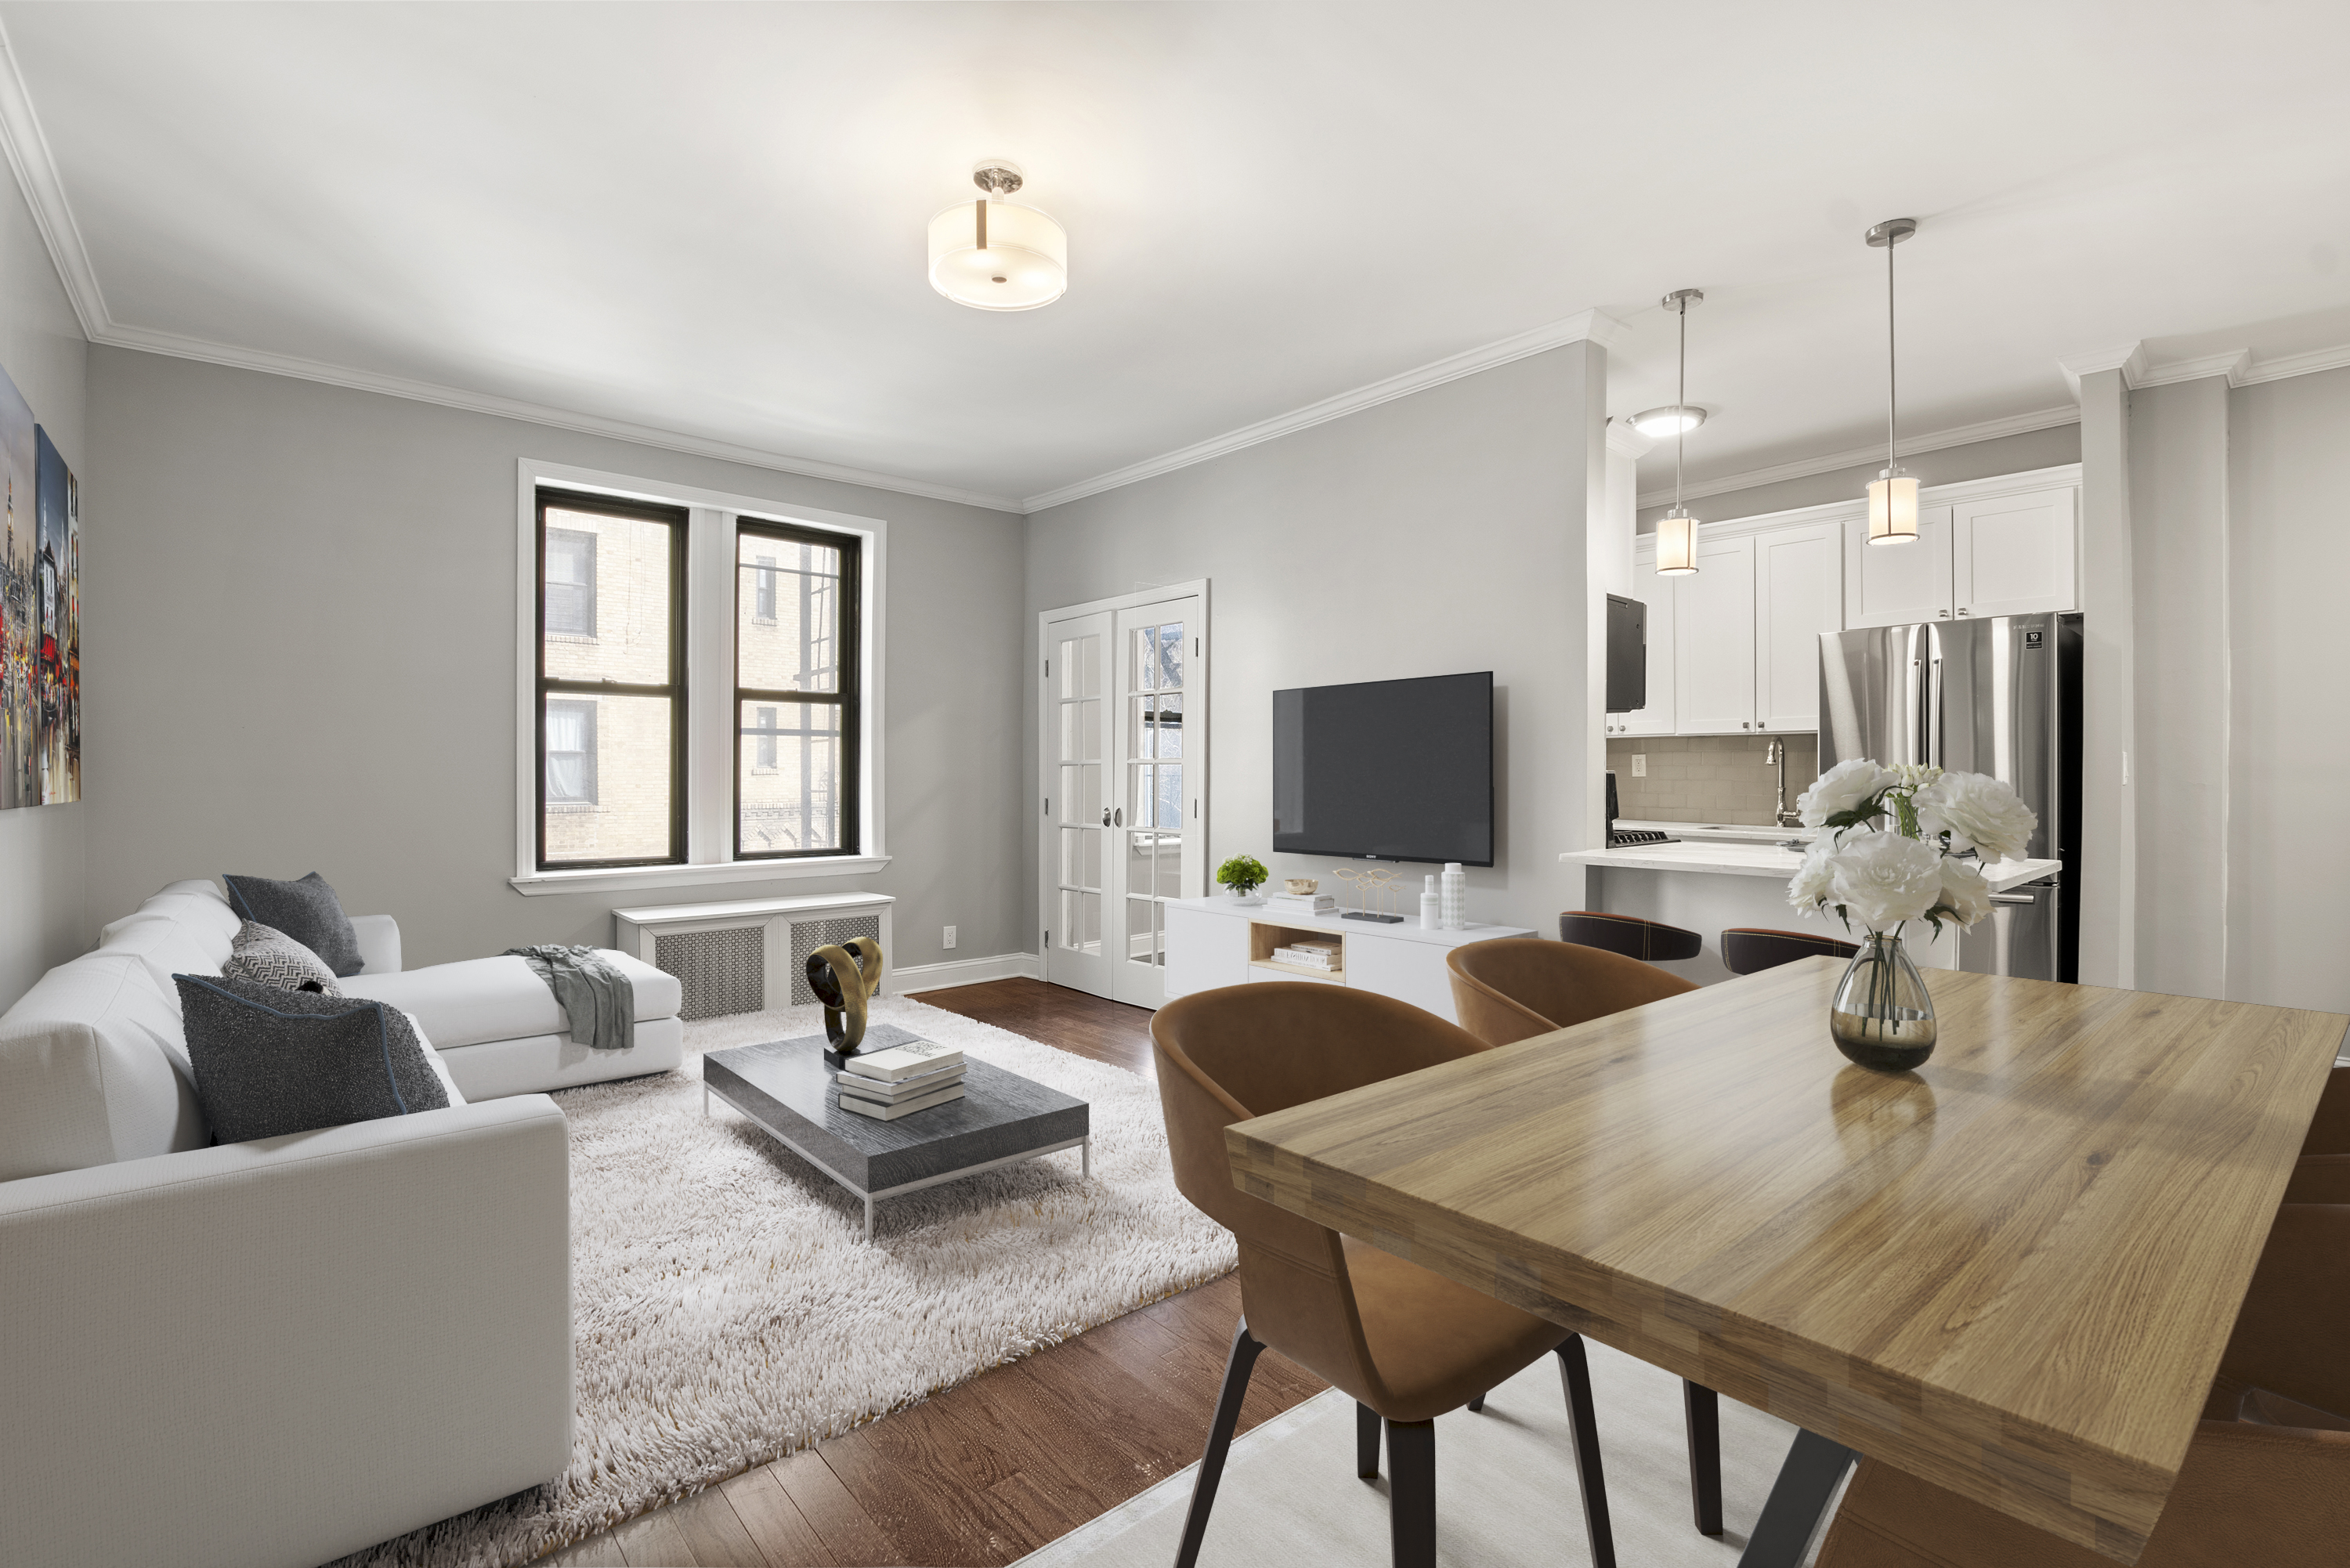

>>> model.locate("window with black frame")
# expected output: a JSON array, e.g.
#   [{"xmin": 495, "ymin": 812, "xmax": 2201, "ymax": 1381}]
[
  {"xmin": 735, "ymin": 519, "xmax": 858, "ymax": 858},
  {"xmin": 536, "ymin": 490, "xmax": 685, "ymax": 868}
]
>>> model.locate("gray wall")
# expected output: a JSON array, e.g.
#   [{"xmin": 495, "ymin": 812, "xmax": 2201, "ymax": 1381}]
[
  {"xmin": 1023, "ymin": 345, "xmax": 1599, "ymax": 941},
  {"xmin": 84, "ymin": 347, "xmax": 1027, "ymax": 972},
  {"xmin": 0, "ymin": 166, "xmax": 88, "ymax": 1009},
  {"xmin": 1636, "ymin": 423, "xmax": 2081, "ymax": 530},
  {"xmin": 2226, "ymin": 366, "xmax": 2350, "ymax": 1011}
]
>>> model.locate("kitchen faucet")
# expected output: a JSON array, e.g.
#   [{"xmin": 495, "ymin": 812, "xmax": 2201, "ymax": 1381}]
[{"xmin": 1767, "ymin": 739, "xmax": 1806, "ymax": 834}]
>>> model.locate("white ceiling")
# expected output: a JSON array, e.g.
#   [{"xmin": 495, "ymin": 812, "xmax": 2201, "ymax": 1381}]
[{"xmin": 8, "ymin": 2, "xmax": 2350, "ymax": 512}]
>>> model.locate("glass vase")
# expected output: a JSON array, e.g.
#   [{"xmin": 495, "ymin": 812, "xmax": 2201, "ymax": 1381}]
[{"xmin": 1829, "ymin": 932, "xmax": 1938, "ymax": 1072}]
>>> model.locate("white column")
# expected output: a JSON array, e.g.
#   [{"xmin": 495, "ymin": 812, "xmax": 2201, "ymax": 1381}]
[{"xmin": 2063, "ymin": 347, "xmax": 2139, "ymax": 989}]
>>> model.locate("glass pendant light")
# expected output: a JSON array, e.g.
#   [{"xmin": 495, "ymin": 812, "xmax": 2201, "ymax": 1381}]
[
  {"xmin": 1864, "ymin": 218, "xmax": 1919, "ymax": 544},
  {"xmin": 927, "ymin": 161, "xmax": 1068, "ymax": 311},
  {"xmin": 1654, "ymin": 288, "xmax": 1704, "ymax": 576}
]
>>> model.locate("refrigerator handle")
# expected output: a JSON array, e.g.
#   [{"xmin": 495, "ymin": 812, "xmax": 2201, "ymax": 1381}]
[{"xmin": 1926, "ymin": 627, "xmax": 1945, "ymax": 769}]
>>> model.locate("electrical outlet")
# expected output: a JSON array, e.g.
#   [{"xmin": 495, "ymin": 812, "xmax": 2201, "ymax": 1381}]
[
  {"xmin": 1631, "ymin": 754, "xmax": 1647, "ymax": 777},
  {"xmin": 942, "ymin": 925, "xmax": 957, "ymax": 950}
]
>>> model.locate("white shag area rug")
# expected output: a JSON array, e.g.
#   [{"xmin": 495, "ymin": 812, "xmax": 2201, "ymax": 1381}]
[{"xmin": 335, "ymin": 995, "xmax": 1235, "ymax": 1568}]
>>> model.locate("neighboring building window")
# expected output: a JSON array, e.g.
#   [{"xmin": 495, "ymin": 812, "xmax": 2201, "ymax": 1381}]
[
  {"xmin": 736, "ymin": 520, "xmax": 859, "ymax": 858},
  {"xmin": 536, "ymin": 490, "xmax": 685, "ymax": 869},
  {"xmin": 545, "ymin": 528, "xmax": 597, "ymax": 636},
  {"xmin": 545, "ymin": 699, "xmax": 598, "ymax": 803},
  {"xmin": 753, "ymin": 705, "xmax": 778, "ymax": 771},
  {"xmin": 753, "ymin": 554, "xmax": 777, "ymax": 621}
]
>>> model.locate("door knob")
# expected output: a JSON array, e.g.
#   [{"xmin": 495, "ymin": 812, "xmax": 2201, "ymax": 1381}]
[
  {"xmin": 1101, "ymin": 807, "xmax": 1111, "ymax": 826},
  {"xmin": 1114, "ymin": 807, "xmax": 1125, "ymax": 827}
]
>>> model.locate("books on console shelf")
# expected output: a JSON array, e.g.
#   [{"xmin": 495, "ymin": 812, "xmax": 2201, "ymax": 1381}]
[
  {"xmin": 840, "ymin": 1082, "xmax": 967, "ymax": 1121},
  {"xmin": 1266, "ymin": 894, "xmax": 1337, "ymax": 912},
  {"xmin": 837, "ymin": 1064, "xmax": 967, "ymax": 1100},
  {"xmin": 1271, "ymin": 942, "xmax": 1342, "ymax": 970},
  {"xmin": 841, "ymin": 1037, "xmax": 964, "ymax": 1081}
]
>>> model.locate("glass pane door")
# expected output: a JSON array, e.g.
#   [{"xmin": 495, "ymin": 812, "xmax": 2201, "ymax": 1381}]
[
  {"xmin": 1043, "ymin": 612, "xmax": 1112, "ymax": 998},
  {"xmin": 1112, "ymin": 601, "xmax": 1200, "ymax": 1008}
]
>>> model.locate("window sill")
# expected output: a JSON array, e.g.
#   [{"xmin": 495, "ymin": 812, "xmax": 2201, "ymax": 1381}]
[{"xmin": 510, "ymin": 854, "xmax": 892, "ymax": 897}]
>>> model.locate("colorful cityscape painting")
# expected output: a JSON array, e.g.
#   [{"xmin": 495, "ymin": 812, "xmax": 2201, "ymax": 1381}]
[
  {"xmin": 35, "ymin": 425, "xmax": 78, "ymax": 803},
  {"xmin": 0, "ymin": 363, "xmax": 33, "ymax": 808}
]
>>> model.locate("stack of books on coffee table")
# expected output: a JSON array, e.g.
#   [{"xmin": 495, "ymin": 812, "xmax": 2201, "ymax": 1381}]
[{"xmin": 837, "ymin": 1036, "xmax": 967, "ymax": 1120}]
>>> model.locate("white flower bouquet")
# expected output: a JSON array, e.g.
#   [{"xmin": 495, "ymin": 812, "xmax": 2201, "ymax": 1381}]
[
  {"xmin": 1789, "ymin": 759, "xmax": 2036, "ymax": 1070},
  {"xmin": 1787, "ymin": 760, "xmax": 2035, "ymax": 938}
]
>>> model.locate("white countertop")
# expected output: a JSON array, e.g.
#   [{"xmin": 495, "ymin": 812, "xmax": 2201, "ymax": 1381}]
[{"xmin": 1562, "ymin": 839, "xmax": 2061, "ymax": 893}]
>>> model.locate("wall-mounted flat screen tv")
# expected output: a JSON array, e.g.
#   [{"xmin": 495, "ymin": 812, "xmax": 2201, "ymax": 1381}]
[{"xmin": 1272, "ymin": 671, "xmax": 1493, "ymax": 866}]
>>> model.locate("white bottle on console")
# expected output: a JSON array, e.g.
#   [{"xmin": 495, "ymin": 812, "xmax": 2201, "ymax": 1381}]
[
  {"xmin": 1420, "ymin": 875, "xmax": 1440, "ymax": 929},
  {"xmin": 1440, "ymin": 863, "xmax": 1466, "ymax": 930}
]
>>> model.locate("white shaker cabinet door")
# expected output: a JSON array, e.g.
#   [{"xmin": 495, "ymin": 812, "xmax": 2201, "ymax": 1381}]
[
  {"xmin": 1845, "ymin": 505, "xmax": 1954, "ymax": 628},
  {"xmin": 1755, "ymin": 522, "xmax": 1845, "ymax": 732},
  {"xmin": 1954, "ymin": 486, "xmax": 2077, "ymax": 619},
  {"xmin": 1617, "ymin": 546, "xmax": 1677, "ymax": 737},
  {"xmin": 1162, "ymin": 903, "xmax": 1245, "ymax": 999},
  {"xmin": 1672, "ymin": 535, "xmax": 1756, "ymax": 734}
]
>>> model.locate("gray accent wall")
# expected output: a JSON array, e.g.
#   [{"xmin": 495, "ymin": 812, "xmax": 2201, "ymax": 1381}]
[
  {"xmin": 1023, "ymin": 344, "xmax": 1603, "ymax": 942},
  {"xmin": 0, "ymin": 164, "xmax": 88, "ymax": 1009},
  {"xmin": 1636, "ymin": 423, "xmax": 2081, "ymax": 531},
  {"xmin": 84, "ymin": 347, "xmax": 1027, "ymax": 973}
]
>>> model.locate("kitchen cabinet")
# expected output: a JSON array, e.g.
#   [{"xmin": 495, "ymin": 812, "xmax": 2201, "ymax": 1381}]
[
  {"xmin": 1754, "ymin": 522, "xmax": 1845, "ymax": 732},
  {"xmin": 1846, "ymin": 485, "xmax": 2076, "ymax": 627},
  {"xmin": 1954, "ymin": 487, "xmax": 2076, "ymax": 618},
  {"xmin": 1845, "ymin": 506, "xmax": 1954, "ymax": 628},
  {"xmin": 1674, "ymin": 535, "xmax": 1757, "ymax": 733},
  {"xmin": 1611, "ymin": 545, "xmax": 1678, "ymax": 736}
]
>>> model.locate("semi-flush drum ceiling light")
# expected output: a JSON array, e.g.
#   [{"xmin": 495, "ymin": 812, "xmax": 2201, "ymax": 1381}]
[
  {"xmin": 1654, "ymin": 288, "xmax": 1705, "ymax": 576},
  {"xmin": 1629, "ymin": 404, "xmax": 1705, "ymax": 438},
  {"xmin": 927, "ymin": 161, "xmax": 1067, "ymax": 311},
  {"xmin": 1864, "ymin": 217, "xmax": 1920, "ymax": 544}
]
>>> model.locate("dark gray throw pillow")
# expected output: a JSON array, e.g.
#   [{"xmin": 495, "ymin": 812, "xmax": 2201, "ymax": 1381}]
[
  {"xmin": 222, "ymin": 872, "xmax": 364, "ymax": 977},
  {"xmin": 175, "ymin": 974, "xmax": 449, "ymax": 1143}
]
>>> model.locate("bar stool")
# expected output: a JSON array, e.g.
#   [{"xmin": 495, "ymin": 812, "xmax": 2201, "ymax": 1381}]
[
  {"xmin": 1721, "ymin": 928, "xmax": 1860, "ymax": 976},
  {"xmin": 1557, "ymin": 911, "xmax": 1702, "ymax": 963}
]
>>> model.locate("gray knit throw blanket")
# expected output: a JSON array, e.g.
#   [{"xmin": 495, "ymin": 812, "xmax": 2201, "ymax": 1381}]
[{"xmin": 506, "ymin": 945, "xmax": 635, "ymax": 1051}]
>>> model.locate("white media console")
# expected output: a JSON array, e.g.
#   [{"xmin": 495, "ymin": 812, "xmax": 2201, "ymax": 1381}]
[{"xmin": 1162, "ymin": 897, "xmax": 1535, "ymax": 1025}]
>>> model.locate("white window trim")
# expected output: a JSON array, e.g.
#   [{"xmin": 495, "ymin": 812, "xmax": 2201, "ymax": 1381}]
[{"xmin": 511, "ymin": 458, "xmax": 890, "ymax": 896}]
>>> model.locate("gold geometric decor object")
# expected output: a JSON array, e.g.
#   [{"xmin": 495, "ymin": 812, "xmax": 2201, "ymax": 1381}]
[{"xmin": 805, "ymin": 937, "xmax": 885, "ymax": 1056}]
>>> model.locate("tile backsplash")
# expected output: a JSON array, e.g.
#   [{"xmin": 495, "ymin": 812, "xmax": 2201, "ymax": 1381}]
[{"xmin": 1607, "ymin": 734, "xmax": 1819, "ymax": 826}]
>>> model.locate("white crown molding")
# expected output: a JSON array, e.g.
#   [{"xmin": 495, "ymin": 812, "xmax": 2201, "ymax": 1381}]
[
  {"xmin": 1634, "ymin": 404, "xmax": 2081, "ymax": 510},
  {"xmin": 1605, "ymin": 419, "xmax": 1653, "ymax": 459},
  {"xmin": 2058, "ymin": 342, "xmax": 2147, "ymax": 399},
  {"xmin": 2131, "ymin": 348, "xmax": 2251, "ymax": 389},
  {"xmin": 97, "ymin": 321, "xmax": 1024, "ymax": 511},
  {"xmin": 1019, "ymin": 309, "xmax": 1632, "ymax": 513},
  {"xmin": 0, "ymin": 29, "xmax": 103, "ymax": 338},
  {"xmin": 2237, "ymin": 341, "xmax": 2350, "ymax": 386}
]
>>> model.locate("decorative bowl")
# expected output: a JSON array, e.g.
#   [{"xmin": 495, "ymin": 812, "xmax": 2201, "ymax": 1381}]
[{"xmin": 1284, "ymin": 879, "xmax": 1318, "ymax": 896}]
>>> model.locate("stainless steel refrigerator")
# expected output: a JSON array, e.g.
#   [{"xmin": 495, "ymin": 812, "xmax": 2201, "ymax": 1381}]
[{"xmin": 1817, "ymin": 612, "xmax": 2081, "ymax": 981}]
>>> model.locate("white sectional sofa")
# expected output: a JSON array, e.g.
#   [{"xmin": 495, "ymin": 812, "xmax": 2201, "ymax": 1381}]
[{"xmin": 0, "ymin": 880, "xmax": 685, "ymax": 1568}]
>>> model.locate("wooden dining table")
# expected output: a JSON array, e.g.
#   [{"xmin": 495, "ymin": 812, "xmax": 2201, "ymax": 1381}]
[{"xmin": 1224, "ymin": 959, "xmax": 2347, "ymax": 1566}]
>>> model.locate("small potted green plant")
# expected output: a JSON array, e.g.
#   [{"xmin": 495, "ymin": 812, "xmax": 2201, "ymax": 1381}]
[{"xmin": 1216, "ymin": 854, "xmax": 1270, "ymax": 905}]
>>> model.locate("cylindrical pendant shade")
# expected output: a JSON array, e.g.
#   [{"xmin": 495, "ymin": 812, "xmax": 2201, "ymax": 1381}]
[
  {"xmin": 1656, "ymin": 510, "xmax": 1699, "ymax": 575},
  {"xmin": 927, "ymin": 198, "xmax": 1068, "ymax": 311},
  {"xmin": 1867, "ymin": 473, "xmax": 1920, "ymax": 544}
]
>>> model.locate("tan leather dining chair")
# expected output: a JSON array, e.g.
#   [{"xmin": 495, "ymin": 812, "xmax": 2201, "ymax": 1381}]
[
  {"xmin": 1153, "ymin": 981, "xmax": 1622, "ymax": 1568},
  {"xmin": 1815, "ymin": 1201, "xmax": 2350, "ymax": 1568},
  {"xmin": 1441, "ymin": 935, "xmax": 1726, "ymax": 1534}
]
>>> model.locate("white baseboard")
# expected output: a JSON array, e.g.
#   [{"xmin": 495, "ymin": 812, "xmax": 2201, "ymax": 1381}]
[{"xmin": 893, "ymin": 952, "xmax": 1041, "ymax": 994}]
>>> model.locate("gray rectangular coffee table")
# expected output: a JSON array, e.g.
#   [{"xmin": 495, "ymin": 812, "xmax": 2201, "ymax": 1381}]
[{"xmin": 702, "ymin": 1026, "xmax": 1090, "ymax": 1241}]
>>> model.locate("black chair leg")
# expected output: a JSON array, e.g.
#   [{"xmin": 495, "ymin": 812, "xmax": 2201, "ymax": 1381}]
[
  {"xmin": 1358, "ymin": 1401, "xmax": 1382, "ymax": 1478},
  {"xmin": 1466, "ymin": 1393, "xmax": 1486, "ymax": 1413},
  {"xmin": 1385, "ymin": 1417, "xmax": 1437, "ymax": 1568},
  {"xmin": 1173, "ymin": 1318, "xmax": 1265, "ymax": 1568},
  {"xmin": 1556, "ymin": 1336, "xmax": 1618, "ymax": 1568},
  {"xmin": 1684, "ymin": 1380, "xmax": 1723, "ymax": 1536}
]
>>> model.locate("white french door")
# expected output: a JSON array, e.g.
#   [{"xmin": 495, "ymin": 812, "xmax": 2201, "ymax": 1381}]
[{"xmin": 1040, "ymin": 585, "xmax": 1209, "ymax": 1009}]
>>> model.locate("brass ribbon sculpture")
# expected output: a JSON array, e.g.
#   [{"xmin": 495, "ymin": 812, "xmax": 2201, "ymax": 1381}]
[{"xmin": 806, "ymin": 937, "xmax": 885, "ymax": 1056}]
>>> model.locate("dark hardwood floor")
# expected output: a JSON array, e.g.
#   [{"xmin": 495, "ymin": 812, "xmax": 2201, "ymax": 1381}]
[{"xmin": 546, "ymin": 978, "xmax": 1324, "ymax": 1568}]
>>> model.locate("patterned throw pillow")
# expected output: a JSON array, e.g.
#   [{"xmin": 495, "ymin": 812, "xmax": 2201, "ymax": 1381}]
[{"xmin": 222, "ymin": 920, "xmax": 342, "ymax": 996}]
